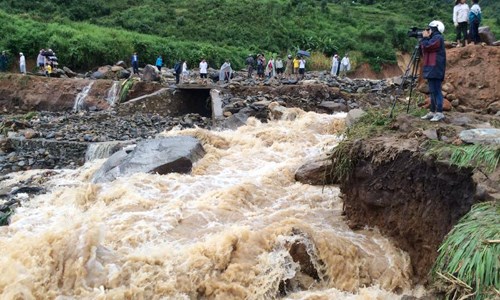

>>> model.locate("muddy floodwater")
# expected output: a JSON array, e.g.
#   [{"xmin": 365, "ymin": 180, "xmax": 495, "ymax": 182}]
[{"xmin": 0, "ymin": 109, "xmax": 427, "ymax": 299}]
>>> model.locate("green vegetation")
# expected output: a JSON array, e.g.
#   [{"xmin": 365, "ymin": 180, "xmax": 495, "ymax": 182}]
[
  {"xmin": 0, "ymin": 209, "xmax": 12, "ymax": 226},
  {"xmin": 0, "ymin": 0, "xmax": 498, "ymax": 71},
  {"xmin": 433, "ymin": 201, "xmax": 500, "ymax": 300},
  {"xmin": 426, "ymin": 142, "xmax": 500, "ymax": 174},
  {"xmin": 119, "ymin": 78, "xmax": 136, "ymax": 104}
]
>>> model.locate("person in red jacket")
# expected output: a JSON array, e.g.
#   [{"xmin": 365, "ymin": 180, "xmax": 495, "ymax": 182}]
[{"xmin": 420, "ymin": 20, "xmax": 447, "ymax": 122}]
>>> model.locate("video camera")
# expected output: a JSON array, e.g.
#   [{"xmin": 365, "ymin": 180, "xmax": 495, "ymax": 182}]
[{"xmin": 407, "ymin": 27, "xmax": 425, "ymax": 39}]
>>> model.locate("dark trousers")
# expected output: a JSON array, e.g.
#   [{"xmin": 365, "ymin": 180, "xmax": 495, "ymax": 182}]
[
  {"xmin": 247, "ymin": 65, "xmax": 253, "ymax": 78},
  {"xmin": 428, "ymin": 78, "xmax": 443, "ymax": 113},
  {"xmin": 456, "ymin": 22, "xmax": 468, "ymax": 43},
  {"xmin": 470, "ymin": 22, "xmax": 481, "ymax": 44},
  {"xmin": 157, "ymin": 65, "xmax": 162, "ymax": 72},
  {"xmin": 175, "ymin": 73, "xmax": 180, "ymax": 84},
  {"xmin": 132, "ymin": 62, "xmax": 139, "ymax": 74}
]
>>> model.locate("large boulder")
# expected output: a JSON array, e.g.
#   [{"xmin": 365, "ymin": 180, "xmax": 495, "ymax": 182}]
[
  {"xmin": 479, "ymin": 26, "xmax": 496, "ymax": 45},
  {"xmin": 142, "ymin": 64, "xmax": 160, "ymax": 82},
  {"xmin": 345, "ymin": 108, "xmax": 365, "ymax": 127},
  {"xmin": 459, "ymin": 129, "xmax": 500, "ymax": 145},
  {"xmin": 91, "ymin": 136, "xmax": 205, "ymax": 183}
]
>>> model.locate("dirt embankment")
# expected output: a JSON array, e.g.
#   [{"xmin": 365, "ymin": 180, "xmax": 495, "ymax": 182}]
[
  {"xmin": 0, "ymin": 74, "xmax": 164, "ymax": 113},
  {"xmin": 336, "ymin": 112, "xmax": 499, "ymax": 283},
  {"xmin": 341, "ymin": 137, "xmax": 476, "ymax": 282},
  {"xmin": 444, "ymin": 45, "xmax": 500, "ymax": 113}
]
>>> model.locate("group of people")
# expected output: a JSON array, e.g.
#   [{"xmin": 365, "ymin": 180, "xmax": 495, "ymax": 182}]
[
  {"xmin": 0, "ymin": 49, "xmax": 58, "ymax": 76},
  {"xmin": 330, "ymin": 53, "xmax": 351, "ymax": 78},
  {"xmin": 247, "ymin": 54, "xmax": 292, "ymax": 80},
  {"xmin": 36, "ymin": 49, "xmax": 58, "ymax": 77},
  {"xmin": 453, "ymin": 0, "xmax": 482, "ymax": 47}
]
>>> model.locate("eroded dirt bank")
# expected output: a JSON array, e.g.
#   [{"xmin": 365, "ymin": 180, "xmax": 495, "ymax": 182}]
[
  {"xmin": 335, "ymin": 113, "xmax": 499, "ymax": 283},
  {"xmin": 340, "ymin": 138, "xmax": 476, "ymax": 282}
]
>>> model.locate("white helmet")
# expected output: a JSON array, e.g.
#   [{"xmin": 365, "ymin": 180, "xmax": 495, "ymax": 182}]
[{"xmin": 429, "ymin": 20, "xmax": 445, "ymax": 33}]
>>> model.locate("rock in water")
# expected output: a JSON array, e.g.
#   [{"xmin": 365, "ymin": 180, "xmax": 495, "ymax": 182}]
[
  {"xmin": 91, "ymin": 136, "xmax": 205, "ymax": 183},
  {"xmin": 295, "ymin": 154, "xmax": 338, "ymax": 185}
]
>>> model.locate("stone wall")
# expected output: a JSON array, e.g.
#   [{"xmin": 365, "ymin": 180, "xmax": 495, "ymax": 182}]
[{"xmin": 1, "ymin": 137, "xmax": 89, "ymax": 174}]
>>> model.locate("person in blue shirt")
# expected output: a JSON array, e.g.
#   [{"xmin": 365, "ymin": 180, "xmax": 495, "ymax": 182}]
[
  {"xmin": 469, "ymin": 0, "xmax": 482, "ymax": 45},
  {"xmin": 156, "ymin": 55, "xmax": 163, "ymax": 72},
  {"xmin": 131, "ymin": 52, "xmax": 139, "ymax": 74}
]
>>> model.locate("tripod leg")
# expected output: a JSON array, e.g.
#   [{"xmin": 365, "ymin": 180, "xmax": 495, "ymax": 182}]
[
  {"xmin": 406, "ymin": 56, "xmax": 420, "ymax": 113},
  {"xmin": 390, "ymin": 43, "xmax": 420, "ymax": 118}
]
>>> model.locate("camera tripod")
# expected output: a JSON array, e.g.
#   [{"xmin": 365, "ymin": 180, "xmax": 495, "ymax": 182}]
[{"xmin": 389, "ymin": 41, "xmax": 421, "ymax": 118}]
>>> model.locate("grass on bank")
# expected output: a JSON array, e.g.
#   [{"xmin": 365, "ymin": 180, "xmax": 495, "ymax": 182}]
[
  {"xmin": 432, "ymin": 201, "xmax": 500, "ymax": 300},
  {"xmin": 426, "ymin": 141, "xmax": 500, "ymax": 174}
]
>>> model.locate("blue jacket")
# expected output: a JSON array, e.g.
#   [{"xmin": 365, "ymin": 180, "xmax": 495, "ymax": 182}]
[
  {"xmin": 420, "ymin": 31, "xmax": 446, "ymax": 80},
  {"xmin": 469, "ymin": 4, "xmax": 482, "ymax": 24}
]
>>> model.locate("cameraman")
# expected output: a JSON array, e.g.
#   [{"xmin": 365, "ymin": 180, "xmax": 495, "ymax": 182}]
[{"xmin": 420, "ymin": 20, "xmax": 446, "ymax": 122}]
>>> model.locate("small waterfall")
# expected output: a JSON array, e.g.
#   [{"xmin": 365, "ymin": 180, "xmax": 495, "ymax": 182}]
[
  {"xmin": 85, "ymin": 141, "xmax": 134, "ymax": 162},
  {"xmin": 106, "ymin": 81, "xmax": 121, "ymax": 106},
  {"xmin": 73, "ymin": 81, "xmax": 95, "ymax": 112}
]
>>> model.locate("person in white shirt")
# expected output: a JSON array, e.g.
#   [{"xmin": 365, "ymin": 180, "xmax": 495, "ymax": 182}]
[
  {"xmin": 340, "ymin": 54, "xmax": 351, "ymax": 78},
  {"xmin": 199, "ymin": 58, "xmax": 208, "ymax": 84},
  {"xmin": 453, "ymin": 0, "xmax": 470, "ymax": 47},
  {"xmin": 275, "ymin": 57, "xmax": 284, "ymax": 79},
  {"xmin": 19, "ymin": 52, "xmax": 26, "ymax": 75},
  {"xmin": 181, "ymin": 60, "xmax": 188, "ymax": 83},
  {"xmin": 37, "ymin": 49, "xmax": 46, "ymax": 71},
  {"xmin": 298, "ymin": 57, "xmax": 306, "ymax": 80}
]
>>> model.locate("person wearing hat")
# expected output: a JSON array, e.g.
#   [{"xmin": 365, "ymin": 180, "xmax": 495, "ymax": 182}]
[
  {"xmin": 420, "ymin": 20, "xmax": 446, "ymax": 122},
  {"xmin": 19, "ymin": 52, "xmax": 26, "ymax": 75},
  {"xmin": 245, "ymin": 54, "xmax": 255, "ymax": 79}
]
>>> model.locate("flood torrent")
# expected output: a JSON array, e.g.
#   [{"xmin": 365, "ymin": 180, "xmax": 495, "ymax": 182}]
[{"xmin": 0, "ymin": 109, "xmax": 426, "ymax": 299}]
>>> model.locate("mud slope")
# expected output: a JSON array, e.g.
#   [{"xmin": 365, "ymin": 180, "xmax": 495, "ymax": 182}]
[{"xmin": 340, "ymin": 137, "xmax": 477, "ymax": 282}]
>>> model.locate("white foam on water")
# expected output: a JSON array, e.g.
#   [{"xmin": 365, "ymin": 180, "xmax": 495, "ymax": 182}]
[
  {"xmin": 0, "ymin": 109, "xmax": 427, "ymax": 299},
  {"xmin": 73, "ymin": 81, "xmax": 95, "ymax": 112}
]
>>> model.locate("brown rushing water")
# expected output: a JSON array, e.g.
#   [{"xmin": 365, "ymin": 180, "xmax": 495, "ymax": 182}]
[{"xmin": 0, "ymin": 109, "xmax": 427, "ymax": 299}]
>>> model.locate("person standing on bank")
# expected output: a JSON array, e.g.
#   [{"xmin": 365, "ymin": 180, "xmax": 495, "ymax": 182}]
[
  {"xmin": 420, "ymin": 20, "xmax": 447, "ymax": 122},
  {"xmin": 469, "ymin": 0, "xmax": 482, "ymax": 45},
  {"xmin": 298, "ymin": 56, "xmax": 306, "ymax": 80},
  {"xmin": 0, "ymin": 51, "xmax": 8, "ymax": 72},
  {"xmin": 340, "ymin": 54, "xmax": 351, "ymax": 77},
  {"xmin": 331, "ymin": 54, "xmax": 340, "ymax": 77},
  {"xmin": 199, "ymin": 58, "xmax": 208, "ymax": 84},
  {"xmin": 131, "ymin": 52, "xmax": 139, "ymax": 74},
  {"xmin": 173, "ymin": 60, "xmax": 182, "ymax": 84},
  {"xmin": 19, "ymin": 52, "xmax": 26, "ymax": 75},
  {"xmin": 37, "ymin": 49, "xmax": 46, "ymax": 71},
  {"xmin": 245, "ymin": 54, "xmax": 255, "ymax": 79},
  {"xmin": 453, "ymin": 0, "xmax": 469, "ymax": 47},
  {"xmin": 155, "ymin": 55, "xmax": 163, "ymax": 72}
]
